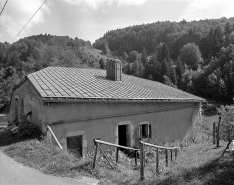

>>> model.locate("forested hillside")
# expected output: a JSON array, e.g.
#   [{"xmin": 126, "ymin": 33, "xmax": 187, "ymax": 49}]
[
  {"xmin": 1, "ymin": 17, "xmax": 234, "ymax": 112},
  {"xmin": 93, "ymin": 17, "xmax": 234, "ymax": 103},
  {"xmin": 0, "ymin": 35, "xmax": 106, "ymax": 111}
]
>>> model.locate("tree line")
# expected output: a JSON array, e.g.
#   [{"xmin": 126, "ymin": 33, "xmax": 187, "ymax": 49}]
[
  {"xmin": 0, "ymin": 35, "xmax": 100, "ymax": 111},
  {"xmin": 94, "ymin": 17, "xmax": 234, "ymax": 103}
]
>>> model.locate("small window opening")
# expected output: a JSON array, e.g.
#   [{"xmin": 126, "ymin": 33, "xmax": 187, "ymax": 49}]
[{"xmin": 138, "ymin": 123, "xmax": 152, "ymax": 139}]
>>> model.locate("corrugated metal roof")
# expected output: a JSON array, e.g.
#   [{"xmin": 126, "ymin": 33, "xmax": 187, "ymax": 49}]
[{"xmin": 27, "ymin": 67, "xmax": 205, "ymax": 102}]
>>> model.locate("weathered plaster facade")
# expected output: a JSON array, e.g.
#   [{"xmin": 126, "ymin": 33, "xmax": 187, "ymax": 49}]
[
  {"xmin": 8, "ymin": 80, "xmax": 45, "ymax": 129},
  {"xmin": 44, "ymin": 101, "xmax": 201, "ymax": 153}
]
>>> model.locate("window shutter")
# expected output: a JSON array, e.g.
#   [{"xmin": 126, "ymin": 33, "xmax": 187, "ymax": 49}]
[
  {"xmin": 138, "ymin": 125, "xmax": 142, "ymax": 139},
  {"xmin": 149, "ymin": 124, "xmax": 152, "ymax": 139}
]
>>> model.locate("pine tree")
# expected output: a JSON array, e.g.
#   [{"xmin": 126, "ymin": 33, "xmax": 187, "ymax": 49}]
[
  {"xmin": 142, "ymin": 47, "xmax": 148, "ymax": 66},
  {"xmin": 160, "ymin": 59, "xmax": 170, "ymax": 82}
]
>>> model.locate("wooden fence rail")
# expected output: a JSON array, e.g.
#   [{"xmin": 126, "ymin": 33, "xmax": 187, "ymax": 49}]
[
  {"xmin": 139, "ymin": 141, "xmax": 179, "ymax": 180},
  {"xmin": 92, "ymin": 139, "xmax": 139, "ymax": 170},
  {"xmin": 92, "ymin": 139, "xmax": 179, "ymax": 181}
]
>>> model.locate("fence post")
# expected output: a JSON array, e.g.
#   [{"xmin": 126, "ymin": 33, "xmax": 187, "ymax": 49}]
[
  {"xmin": 170, "ymin": 149, "xmax": 173, "ymax": 161},
  {"xmin": 156, "ymin": 148, "xmax": 159, "ymax": 174},
  {"xmin": 217, "ymin": 116, "xmax": 221, "ymax": 147},
  {"xmin": 92, "ymin": 139, "xmax": 98, "ymax": 169},
  {"xmin": 165, "ymin": 149, "xmax": 168, "ymax": 167},
  {"xmin": 213, "ymin": 122, "xmax": 216, "ymax": 144},
  {"xmin": 116, "ymin": 147, "xmax": 119, "ymax": 163},
  {"xmin": 135, "ymin": 150, "xmax": 137, "ymax": 166},
  {"xmin": 140, "ymin": 141, "xmax": 144, "ymax": 180}
]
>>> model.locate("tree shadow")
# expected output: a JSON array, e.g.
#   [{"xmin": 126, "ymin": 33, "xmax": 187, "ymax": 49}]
[{"xmin": 0, "ymin": 128, "xmax": 19, "ymax": 147}]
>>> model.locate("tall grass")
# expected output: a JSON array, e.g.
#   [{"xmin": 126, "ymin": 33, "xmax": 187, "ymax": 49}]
[{"xmin": 3, "ymin": 140, "xmax": 93, "ymax": 178}]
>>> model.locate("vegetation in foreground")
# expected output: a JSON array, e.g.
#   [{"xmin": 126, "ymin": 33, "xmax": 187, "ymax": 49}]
[
  {"xmin": 1, "ymin": 137, "xmax": 233, "ymax": 185},
  {"xmin": 2, "ymin": 140, "xmax": 93, "ymax": 179}
]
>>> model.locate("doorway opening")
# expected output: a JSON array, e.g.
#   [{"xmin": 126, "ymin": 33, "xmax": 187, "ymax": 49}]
[
  {"xmin": 118, "ymin": 125, "xmax": 128, "ymax": 147},
  {"xmin": 67, "ymin": 135, "xmax": 83, "ymax": 157}
]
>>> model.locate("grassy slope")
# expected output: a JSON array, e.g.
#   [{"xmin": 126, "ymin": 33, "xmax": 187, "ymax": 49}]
[
  {"xmin": 2, "ymin": 138, "xmax": 232, "ymax": 185},
  {"xmin": 2, "ymin": 140, "xmax": 93, "ymax": 179}
]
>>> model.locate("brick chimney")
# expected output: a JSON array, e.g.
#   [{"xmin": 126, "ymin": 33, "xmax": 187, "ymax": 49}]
[{"xmin": 106, "ymin": 59, "xmax": 122, "ymax": 81}]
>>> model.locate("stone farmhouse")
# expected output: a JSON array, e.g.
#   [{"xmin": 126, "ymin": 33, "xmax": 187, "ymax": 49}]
[{"xmin": 9, "ymin": 60, "xmax": 205, "ymax": 157}]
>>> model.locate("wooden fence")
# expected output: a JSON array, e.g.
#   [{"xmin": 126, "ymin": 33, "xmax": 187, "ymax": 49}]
[
  {"xmin": 213, "ymin": 116, "xmax": 221, "ymax": 147},
  {"xmin": 139, "ymin": 141, "xmax": 179, "ymax": 180},
  {"xmin": 92, "ymin": 139, "xmax": 179, "ymax": 180},
  {"xmin": 92, "ymin": 139, "xmax": 139, "ymax": 170}
]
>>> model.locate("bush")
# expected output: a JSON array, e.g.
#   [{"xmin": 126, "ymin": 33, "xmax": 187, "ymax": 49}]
[
  {"xmin": 202, "ymin": 102, "xmax": 218, "ymax": 116},
  {"xmin": 218, "ymin": 105, "xmax": 234, "ymax": 142},
  {"xmin": 18, "ymin": 116, "xmax": 42, "ymax": 140}
]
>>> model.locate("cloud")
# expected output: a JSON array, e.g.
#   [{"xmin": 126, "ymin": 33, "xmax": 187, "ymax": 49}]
[
  {"xmin": 62, "ymin": 0, "xmax": 146, "ymax": 9},
  {"xmin": 179, "ymin": 0, "xmax": 234, "ymax": 21},
  {"xmin": 0, "ymin": 0, "xmax": 50, "ymax": 42}
]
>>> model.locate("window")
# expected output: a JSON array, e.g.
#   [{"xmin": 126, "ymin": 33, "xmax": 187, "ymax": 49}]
[{"xmin": 138, "ymin": 123, "xmax": 152, "ymax": 139}]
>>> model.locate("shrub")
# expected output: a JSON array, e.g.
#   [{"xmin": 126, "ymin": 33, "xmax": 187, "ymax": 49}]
[
  {"xmin": 218, "ymin": 105, "xmax": 234, "ymax": 142},
  {"xmin": 18, "ymin": 116, "xmax": 42, "ymax": 140}
]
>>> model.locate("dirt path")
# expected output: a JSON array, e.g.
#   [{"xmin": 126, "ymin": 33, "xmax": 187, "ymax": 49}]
[{"xmin": 0, "ymin": 150, "xmax": 98, "ymax": 185}]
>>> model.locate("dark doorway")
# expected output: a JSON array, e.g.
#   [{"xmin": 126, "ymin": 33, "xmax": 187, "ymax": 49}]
[
  {"xmin": 118, "ymin": 125, "xmax": 127, "ymax": 147},
  {"xmin": 67, "ymin": 135, "xmax": 83, "ymax": 157}
]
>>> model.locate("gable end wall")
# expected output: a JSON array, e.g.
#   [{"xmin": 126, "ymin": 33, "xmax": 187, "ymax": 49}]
[{"xmin": 9, "ymin": 79, "xmax": 45, "ymax": 127}]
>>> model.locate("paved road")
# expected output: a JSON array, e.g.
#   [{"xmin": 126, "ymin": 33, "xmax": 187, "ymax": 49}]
[{"xmin": 0, "ymin": 150, "xmax": 98, "ymax": 185}]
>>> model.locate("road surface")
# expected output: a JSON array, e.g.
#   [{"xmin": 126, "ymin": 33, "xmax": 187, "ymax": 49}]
[{"xmin": 0, "ymin": 150, "xmax": 98, "ymax": 185}]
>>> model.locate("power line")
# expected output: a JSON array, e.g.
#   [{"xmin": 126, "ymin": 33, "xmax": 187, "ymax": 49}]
[
  {"xmin": 11, "ymin": 0, "xmax": 48, "ymax": 43},
  {"xmin": 0, "ymin": 0, "xmax": 8, "ymax": 16}
]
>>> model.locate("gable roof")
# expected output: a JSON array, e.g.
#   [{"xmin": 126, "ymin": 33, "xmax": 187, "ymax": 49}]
[{"xmin": 27, "ymin": 67, "xmax": 205, "ymax": 102}]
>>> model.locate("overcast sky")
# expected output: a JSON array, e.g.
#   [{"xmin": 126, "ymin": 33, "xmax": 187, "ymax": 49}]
[{"xmin": 0, "ymin": 0, "xmax": 234, "ymax": 44}]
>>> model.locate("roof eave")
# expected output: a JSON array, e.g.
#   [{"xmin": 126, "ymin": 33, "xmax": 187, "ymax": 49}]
[{"xmin": 42, "ymin": 96, "xmax": 206, "ymax": 103}]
